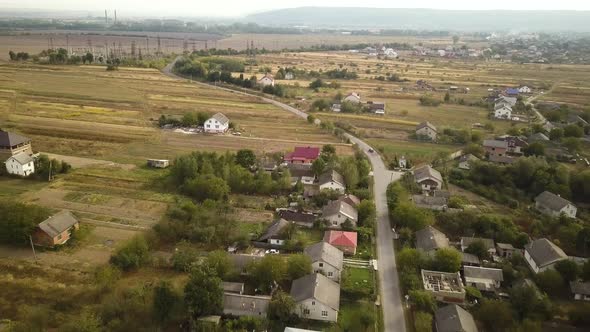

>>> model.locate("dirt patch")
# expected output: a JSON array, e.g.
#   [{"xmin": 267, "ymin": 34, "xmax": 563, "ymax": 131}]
[{"xmin": 42, "ymin": 152, "xmax": 137, "ymax": 170}]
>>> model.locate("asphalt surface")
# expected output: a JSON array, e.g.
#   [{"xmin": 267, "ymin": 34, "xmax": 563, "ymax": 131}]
[{"xmin": 162, "ymin": 58, "xmax": 407, "ymax": 332}]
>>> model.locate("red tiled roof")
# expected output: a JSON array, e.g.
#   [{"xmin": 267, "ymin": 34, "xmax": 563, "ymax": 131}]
[
  {"xmin": 324, "ymin": 231, "xmax": 357, "ymax": 248},
  {"xmin": 284, "ymin": 146, "xmax": 320, "ymax": 161}
]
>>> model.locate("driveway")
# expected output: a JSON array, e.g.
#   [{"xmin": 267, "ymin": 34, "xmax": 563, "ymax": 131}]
[{"xmin": 162, "ymin": 58, "xmax": 407, "ymax": 332}]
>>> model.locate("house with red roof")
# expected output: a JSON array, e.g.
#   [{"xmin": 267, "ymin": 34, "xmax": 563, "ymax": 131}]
[
  {"xmin": 323, "ymin": 230, "xmax": 357, "ymax": 255},
  {"xmin": 283, "ymin": 146, "xmax": 321, "ymax": 165}
]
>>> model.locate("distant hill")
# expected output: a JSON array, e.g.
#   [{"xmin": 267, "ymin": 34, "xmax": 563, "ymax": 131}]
[{"xmin": 245, "ymin": 7, "xmax": 590, "ymax": 32}]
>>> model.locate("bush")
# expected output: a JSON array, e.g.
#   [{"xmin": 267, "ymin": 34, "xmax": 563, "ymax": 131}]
[
  {"xmin": 110, "ymin": 236, "xmax": 151, "ymax": 271},
  {"xmin": 414, "ymin": 311, "xmax": 433, "ymax": 332}
]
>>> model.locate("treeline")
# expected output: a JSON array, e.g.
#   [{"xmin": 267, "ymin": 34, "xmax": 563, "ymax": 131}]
[
  {"xmin": 0, "ymin": 201, "xmax": 50, "ymax": 246},
  {"xmin": 450, "ymin": 156, "xmax": 590, "ymax": 205},
  {"xmin": 158, "ymin": 111, "xmax": 211, "ymax": 127},
  {"xmin": 169, "ymin": 150, "xmax": 292, "ymax": 200}
]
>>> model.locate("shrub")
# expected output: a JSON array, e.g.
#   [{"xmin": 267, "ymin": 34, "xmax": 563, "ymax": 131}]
[{"xmin": 110, "ymin": 236, "xmax": 151, "ymax": 271}]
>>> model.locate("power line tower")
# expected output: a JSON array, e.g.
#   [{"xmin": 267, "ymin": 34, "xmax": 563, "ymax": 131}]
[
  {"xmin": 183, "ymin": 39, "xmax": 188, "ymax": 54},
  {"xmin": 66, "ymin": 34, "xmax": 70, "ymax": 54},
  {"xmin": 104, "ymin": 9, "xmax": 108, "ymax": 23},
  {"xmin": 205, "ymin": 40, "xmax": 208, "ymax": 51},
  {"xmin": 118, "ymin": 41, "xmax": 123, "ymax": 57},
  {"xmin": 146, "ymin": 37, "xmax": 150, "ymax": 55},
  {"xmin": 192, "ymin": 41, "xmax": 196, "ymax": 53},
  {"xmin": 131, "ymin": 41, "xmax": 136, "ymax": 57},
  {"xmin": 157, "ymin": 36, "xmax": 161, "ymax": 56}
]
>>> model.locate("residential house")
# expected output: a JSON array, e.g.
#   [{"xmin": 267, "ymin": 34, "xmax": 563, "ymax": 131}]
[
  {"xmin": 204, "ymin": 113, "xmax": 229, "ymax": 133},
  {"xmin": 318, "ymin": 170, "xmax": 346, "ymax": 193},
  {"xmin": 398, "ymin": 156, "xmax": 407, "ymax": 169},
  {"xmin": 518, "ymin": 86, "xmax": 532, "ymax": 94},
  {"xmin": 498, "ymin": 135, "xmax": 529, "ymax": 155},
  {"xmin": 222, "ymin": 282, "xmax": 244, "ymax": 294},
  {"xmin": 496, "ymin": 243, "xmax": 517, "ymax": 259},
  {"xmin": 322, "ymin": 200, "xmax": 358, "ymax": 228},
  {"xmin": 534, "ymin": 191, "xmax": 577, "ymax": 219},
  {"xmin": 366, "ymin": 101, "xmax": 385, "ymax": 115},
  {"xmin": 331, "ymin": 103, "xmax": 341, "ymax": 112},
  {"xmin": 32, "ymin": 211, "xmax": 80, "ymax": 247},
  {"xmin": 415, "ymin": 226, "xmax": 450, "ymax": 254},
  {"xmin": 421, "ymin": 270, "xmax": 466, "ymax": 303},
  {"xmin": 483, "ymin": 139, "xmax": 509, "ymax": 158},
  {"xmin": 495, "ymin": 95, "xmax": 517, "ymax": 107},
  {"xmin": 230, "ymin": 254, "xmax": 263, "ymax": 275},
  {"xmin": 147, "ymin": 159, "xmax": 169, "ymax": 168},
  {"xmin": 458, "ymin": 154, "xmax": 479, "ymax": 170},
  {"xmin": 463, "ymin": 266, "xmax": 504, "ymax": 292},
  {"xmin": 284, "ymin": 147, "xmax": 321, "ymax": 164},
  {"xmin": 338, "ymin": 194, "xmax": 360, "ymax": 207},
  {"xmin": 416, "ymin": 121, "xmax": 438, "ymax": 141},
  {"xmin": 461, "ymin": 252, "xmax": 481, "ymax": 267},
  {"xmin": 0, "ymin": 130, "xmax": 33, "ymax": 159},
  {"xmin": 323, "ymin": 230, "xmax": 357, "ymax": 255},
  {"xmin": 524, "ymin": 238, "xmax": 568, "ymax": 273},
  {"xmin": 258, "ymin": 219, "xmax": 290, "ymax": 246},
  {"xmin": 413, "ymin": 195, "xmax": 448, "ymax": 211},
  {"xmin": 435, "ymin": 304, "xmax": 478, "ymax": 332},
  {"xmin": 223, "ymin": 293, "xmax": 271, "ymax": 317},
  {"xmin": 460, "ymin": 237, "xmax": 496, "ymax": 256},
  {"xmin": 5, "ymin": 152, "xmax": 35, "ymax": 177},
  {"xmin": 258, "ymin": 74, "xmax": 275, "ymax": 87},
  {"xmin": 570, "ymin": 281, "xmax": 590, "ymax": 301},
  {"xmin": 284, "ymin": 72, "xmax": 294, "ymax": 80},
  {"xmin": 413, "ymin": 165, "xmax": 443, "ymax": 192},
  {"xmin": 343, "ymin": 92, "xmax": 361, "ymax": 103},
  {"xmin": 277, "ymin": 209, "xmax": 316, "ymax": 228},
  {"xmin": 494, "ymin": 104, "xmax": 513, "ymax": 119},
  {"xmin": 505, "ymin": 88, "xmax": 520, "ymax": 96},
  {"xmin": 291, "ymin": 273, "xmax": 340, "ymax": 322},
  {"xmin": 528, "ymin": 132, "xmax": 550, "ymax": 142},
  {"xmin": 494, "ymin": 99, "xmax": 513, "ymax": 109},
  {"xmin": 304, "ymin": 242, "xmax": 344, "ymax": 282}
]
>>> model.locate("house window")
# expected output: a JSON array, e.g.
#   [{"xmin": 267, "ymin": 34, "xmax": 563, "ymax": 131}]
[
  {"xmin": 321, "ymin": 310, "xmax": 328, "ymax": 317},
  {"xmin": 57, "ymin": 234, "xmax": 62, "ymax": 240},
  {"xmin": 312, "ymin": 301, "xmax": 315, "ymax": 306},
  {"xmin": 215, "ymin": 125, "xmax": 219, "ymax": 128},
  {"xmin": 327, "ymin": 272, "xmax": 333, "ymax": 277},
  {"xmin": 303, "ymin": 309, "xmax": 310, "ymax": 315},
  {"xmin": 319, "ymin": 262, "xmax": 324, "ymax": 268},
  {"xmin": 206, "ymin": 124, "xmax": 210, "ymax": 128}
]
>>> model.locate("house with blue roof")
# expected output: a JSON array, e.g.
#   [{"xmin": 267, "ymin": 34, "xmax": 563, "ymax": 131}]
[{"xmin": 505, "ymin": 88, "xmax": 520, "ymax": 96}]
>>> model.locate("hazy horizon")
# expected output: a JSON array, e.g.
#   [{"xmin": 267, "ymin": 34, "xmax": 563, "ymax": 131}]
[{"xmin": 1, "ymin": 1, "xmax": 590, "ymax": 18}]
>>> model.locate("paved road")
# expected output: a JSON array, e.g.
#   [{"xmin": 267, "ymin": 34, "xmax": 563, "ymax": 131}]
[{"xmin": 162, "ymin": 58, "xmax": 407, "ymax": 332}]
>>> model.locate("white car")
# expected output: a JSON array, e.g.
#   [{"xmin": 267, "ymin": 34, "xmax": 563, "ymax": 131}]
[{"xmin": 265, "ymin": 249, "xmax": 280, "ymax": 255}]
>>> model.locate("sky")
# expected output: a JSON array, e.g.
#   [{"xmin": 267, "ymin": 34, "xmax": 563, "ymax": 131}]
[{"xmin": 2, "ymin": 0, "xmax": 590, "ymax": 17}]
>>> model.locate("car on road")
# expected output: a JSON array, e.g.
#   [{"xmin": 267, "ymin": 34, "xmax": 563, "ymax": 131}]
[
  {"xmin": 265, "ymin": 249, "xmax": 280, "ymax": 254},
  {"xmin": 368, "ymin": 148, "xmax": 374, "ymax": 153}
]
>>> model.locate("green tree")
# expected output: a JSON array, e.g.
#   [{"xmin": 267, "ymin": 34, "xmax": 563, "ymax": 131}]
[
  {"xmin": 564, "ymin": 124, "xmax": 584, "ymax": 137},
  {"xmin": 465, "ymin": 240, "xmax": 490, "ymax": 260},
  {"xmin": 311, "ymin": 158, "xmax": 327, "ymax": 176},
  {"xmin": 433, "ymin": 248, "xmax": 462, "ymax": 273},
  {"xmin": 206, "ymin": 250, "xmax": 234, "ymax": 279},
  {"xmin": 535, "ymin": 269, "xmax": 564, "ymax": 296},
  {"xmin": 409, "ymin": 290, "xmax": 437, "ymax": 312},
  {"xmin": 181, "ymin": 175, "xmax": 230, "ymax": 201},
  {"xmin": 555, "ymin": 260, "xmax": 579, "ymax": 282},
  {"xmin": 397, "ymin": 247, "xmax": 428, "ymax": 273},
  {"xmin": 549, "ymin": 128, "xmax": 563, "ymax": 140},
  {"xmin": 287, "ymin": 254, "xmax": 312, "ymax": 281},
  {"xmin": 339, "ymin": 157, "xmax": 359, "ymax": 189},
  {"xmin": 247, "ymin": 255, "xmax": 287, "ymax": 292},
  {"xmin": 444, "ymin": 91, "xmax": 450, "ymax": 103},
  {"xmin": 510, "ymin": 283, "xmax": 551, "ymax": 321},
  {"xmin": 268, "ymin": 290, "xmax": 296, "ymax": 322},
  {"xmin": 414, "ymin": 311, "xmax": 433, "ymax": 332},
  {"xmin": 476, "ymin": 299, "xmax": 514, "ymax": 332},
  {"xmin": 184, "ymin": 265, "xmax": 223, "ymax": 318},
  {"xmin": 94, "ymin": 265, "xmax": 122, "ymax": 291},
  {"xmin": 309, "ymin": 78, "xmax": 325, "ymax": 89},
  {"xmin": 392, "ymin": 203, "xmax": 434, "ymax": 231},
  {"xmin": 110, "ymin": 235, "xmax": 151, "ymax": 271},
  {"xmin": 236, "ymin": 149, "xmax": 257, "ymax": 169},
  {"xmin": 0, "ymin": 201, "xmax": 50, "ymax": 245},
  {"xmin": 524, "ymin": 142, "xmax": 545, "ymax": 156},
  {"xmin": 357, "ymin": 200, "xmax": 376, "ymax": 227},
  {"xmin": 153, "ymin": 281, "xmax": 178, "ymax": 324}
]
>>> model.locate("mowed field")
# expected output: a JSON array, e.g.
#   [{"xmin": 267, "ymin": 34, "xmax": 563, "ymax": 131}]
[{"xmin": 0, "ymin": 63, "xmax": 352, "ymax": 164}]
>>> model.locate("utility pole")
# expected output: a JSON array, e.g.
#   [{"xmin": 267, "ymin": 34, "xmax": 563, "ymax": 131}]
[
  {"xmin": 48, "ymin": 159, "xmax": 52, "ymax": 182},
  {"xmin": 66, "ymin": 34, "xmax": 70, "ymax": 54},
  {"xmin": 104, "ymin": 9, "xmax": 108, "ymax": 24},
  {"xmin": 29, "ymin": 235, "xmax": 37, "ymax": 262},
  {"xmin": 157, "ymin": 36, "xmax": 161, "ymax": 56},
  {"xmin": 114, "ymin": 10, "xmax": 117, "ymax": 24},
  {"xmin": 131, "ymin": 41, "xmax": 136, "ymax": 57},
  {"xmin": 146, "ymin": 37, "xmax": 150, "ymax": 55}
]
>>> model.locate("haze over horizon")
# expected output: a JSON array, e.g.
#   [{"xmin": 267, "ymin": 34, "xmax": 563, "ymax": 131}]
[{"xmin": 1, "ymin": 0, "xmax": 590, "ymax": 17}]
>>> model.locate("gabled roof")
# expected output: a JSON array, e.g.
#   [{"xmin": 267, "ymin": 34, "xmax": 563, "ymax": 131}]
[
  {"xmin": 223, "ymin": 293, "xmax": 271, "ymax": 314},
  {"xmin": 290, "ymin": 273, "xmax": 340, "ymax": 311},
  {"xmin": 461, "ymin": 252, "xmax": 481, "ymax": 265},
  {"xmin": 304, "ymin": 242, "xmax": 344, "ymax": 270},
  {"xmin": 459, "ymin": 154, "xmax": 480, "ymax": 163},
  {"xmin": 338, "ymin": 194, "xmax": 361, "ymax": 207},
  {"xmin": 535, "ymin": 191, "xmax": 574, "ymax": 212},
  {"xmin": 435, "ymin": 304, "xmax": 478, "ymax": 332},
  {"xmin": 461, "ymin": 237, "xmax": 495, "ymax": 251},
  {"xmin": 209, "ymin": 112, "xmax": 229, "ymax": 125},
  {"xmin": 488, "ymin": 155, "xmax": 516, "ymax": 164},
  {"xmin": 525, "ymin": 238, "xmax": 567, "ymax": 268},
  {"xmin": 0, "ymin": 130, "xmax": 30, "ymax": 148},
  {"xmin": 7, "ymin": 152, "xmax": 34, "ymax": 165},
  {"xmin": 494, "ymin": 103, "xmax": 512, "ymax": 111},
  {"xmin": 322, "ymin": 200, "xmax": 358, "ymax": 221},
  {"xmin": 415, "ymin": 226, "xmax": 449, "ymax": 252},
  {"xmin": 416, "ymin": 121, "xmax": 437, "ymax": 132},
  {"xmin": 230, "ymin": 254, "xmax": 263, "ymax": 272},
  {"xmin": 345, "ymin": 92, "xmax": 360, "ymax": 100},
  {"xmin": 496, "ymin": 243, "xmax": 515, "ymax": 250},
  {"xmin": 570, "ymin": 281, "xmax": 590, "ymax": 296},
  {"xmin": 258, "ymin": 219, "xmax": 290, "ymax": 241},
  {"xmin": 413, "ymin": 165, "xmax": 443, "ymax": 184},
  {"xmin": 324, "ymin": 230, "xmax": 357, "ymax": 248},
  {"xmin": 464, "ymin": 266, "xmax": 504, "ymax": 282},
  {"xmin": 529, "ymin": 133, "xmax": 550, "ymax": 141},
  {"xmin": 284, "ymin": 146, "xmax": 321, "ymax": 161},
  {"xmin": 38, "ymin": 211, "xmax": 79, "ymax": 238},
  {"xmin": 483, "ymin": 139, "xmax": 509, "ymax": 149},
  {"xmin": 259, "ymin": 74, "xmax": 274, "ymax": 81},
  {"xmin": 318, "ymin": 170, "xmax": 345, "ymax": 187}
]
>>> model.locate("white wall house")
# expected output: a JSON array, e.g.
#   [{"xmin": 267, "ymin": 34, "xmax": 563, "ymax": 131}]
[
  {"xmin": 304, "ymin": 242, "xmax": 344, "ymax": 282},
  {"xmin": 5, "ymin": 152, "xmax": 35, "ymax": 176},
  {"xmin": 494, "ymin": 105, "xmax": 513, "ymax": 119},
  {"xmin": 343, "ymin": 93, "xmax": 361, "ymax": 103},
  {"xmin": 524, "ymin": 238, "xmax": 568, "ymax": 274},
  {"xmin": 318, "ymin": 170, "xmax": 346, "ymax": 193},
  {"xmin": 204, "ymin": 113, "xmax": 230, "ymax": 133},
  {"xmin": 258, "ymin": 74, "xmax": 275, "ymax": 87},
  {"xmin": 291, "ymin": 274, "xmax": 340, "ymax": 322},
  {"xmin": 534, "ymin": 191, "xmax": 577, "ymax": 219},
  {"xmin": 518, "ymin": 86, "xmax": 532, "ymax": 93}
]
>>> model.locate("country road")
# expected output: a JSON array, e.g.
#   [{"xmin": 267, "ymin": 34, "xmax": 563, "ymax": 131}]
[{"xmin": 162, "ymin": 58, "xmax": 407, "ymax": 332}]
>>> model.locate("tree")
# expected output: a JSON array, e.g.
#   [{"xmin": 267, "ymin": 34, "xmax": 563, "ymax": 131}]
[
  {"xmin": 555, "ymin": 259, "xmax": 579, "ymax": 282},
  {"xmin": 153, "ymin": 281, "xmax": 178, "ymax": 324},
  {"xmin": 8, "ymin": 50, "xmax": 16, "ymax": 61},
  {"xmin": 476, "ymin": 299, "xmax": 514, "ymax": 331},
  {"xmin": 110, "ymin": 235, "xmax": 151, "ymax": 271},
  {"xmin": 357, "ymin": 200, "xmax": 376, "ymax": 227},
  {"xmin": 563, "ymin": 137, "xmax": 582, "ymax": 152},
  {"xmin": 433, "ymin": 248, "xmax": 462, "ymax": 273},
  {"xmin": 236, "ymin": 149, "xmax": 256, "ymax": 169},
  {"xmin": 321, "ymin": 144, "xmax": 336, "ymax": 160},
  {"xmin": 414, "ymin": 311, "xmax": 433, "ymax": 332},
  {"xmin": 307, "ymin": 114, "xmax": 316, "ymax": 124},
  {"xmin": 311, "ymin": 158, "xmax": 327, "ymax": 176},
  {"xmin": 309, "ymin": 78, "xmax": 325, "ymax": 89},
  {"xmin": 391, "ymin": 203, "xmax": 434, "ymax": 231},
  {"xmin": 397, "ymin": 248, "xmax": 428, "ymax": 273},
  {"xmin": 184, "ymin": 265, "xmax": 223, "ymax": 318},
  {"xmin": 181, "ymin": 175, "xmax": 230, "ymax": 201},
  {"xmin": 465, "ymin": 240, "xmax": 490, "ymax": 260},
  {"xmin": 287, "ymin": 254, "xmax": 312, "ymax": 281},
  {"xmin": 582, "ymin": 260, "xmax": 590, "ymax": 281},
  {"xmin": 549, "ymin": 128, "xmax": 563, "ymax": 140},
  {"xmin": 206, "ymin": 250, "xmax": 234, "ymax": 279},
  {"xmin": 94, "ymin": 265, "xmax": 122, "ymax": 291},
  {"xmin": 268, "ymin": 291, "xmax": 296, "ymax": 322},
  {"xmin": 564, "ymin": 124, "xmax": 584, "ymax": 137},
  {"xmin": 524, "ymin": 142, "xmax": 545, "ymax": 156},
  {"xmin": 339, "ymin": 157, "xmax": 359, "ymax": 189},
  {"xmin": 510, "ymin": 283, "xmax": 551, "ymax": 321},
  {"xmin": 0, "ymin": 201, "xmax": 50, "ymax": 245},
  {"xmin": 247, "ymin": 255, "xmax": 287, "ymax": 292},
  {"xmin": 409, "ymin": 290, "xmax": 437, "ymax": 312},
  {"xmin": 535, "ymin": 269, "xmax": 564, "ymax": 296},
  {"xmin": 444, "ymin": 91, "xmax": 450, "ymax": 103}
]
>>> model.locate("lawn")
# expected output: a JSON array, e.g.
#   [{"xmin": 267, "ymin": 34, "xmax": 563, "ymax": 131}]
[{"xmin": 367, "ymin": 137, "xmax": 459, "ymax": 166}]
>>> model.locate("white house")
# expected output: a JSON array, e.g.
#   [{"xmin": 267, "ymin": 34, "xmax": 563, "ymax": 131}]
[
  {"xmin": 343, "ymin": 92, "xmax": 361, "ymax": 103},
  {"xmin": 284, "ymin": 72, "xmax": 294, "ymax": 80},
  {"xmin": 534, "ymin": 191, "xmax": 577, "ymax": 219},
  {"xmin": 291, "ymin": 273, "xmax": 340, "ymax": 322},
  {"xmin": 416, "ymin": 122, "xmax": 438, "ymax": 141},
  {"xmin": 524, "ymin": 238, "xmax": 568, "ymax": 274},
  {"xmin": 204, "ymin": 113, "xmax": 230, "ymax": 133},
  {"xmin": 518, "ymin": 86, "xmax": 532, "ymax": 94},
  {"xmin": 322, "ymin": 200, "xmax": 358, "ymax": 228},
  {"xmin": 494, "ymin": 104, "xmax": 513, "ymax": 119},
  {"xmin": 384, "ymin": 48, "xmax": 398, "ymax": 58},
  {"xmin": 304, "ymin": 242, "xmax": 344, "ymax": 282},
  {"xmin": 570, "ymin": 281, "xmax": 590, "ymax": 301},
  {"xmin": 258, "ymin": 74, "xmax": 275, "ymax": 87},
  {"xmin": 5, "ymin": 152, "xmax": 35, "ymax": 176},
  {"xmin": 413, "ymin": 165, "xmax": 443, "ymax": 192},
  {"xmin": 318, "ymin": 170, "xmax": 346, "ymax": 193}
]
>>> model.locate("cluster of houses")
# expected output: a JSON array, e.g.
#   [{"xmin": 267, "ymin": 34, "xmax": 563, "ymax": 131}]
[
  {"xmin": 1, "ymin": 130, "xmax": 37, "ymax": 177},
  {"xmin": 489, "ymin": 86, "xmax": 531, "ymax": 120},
  {"xmin": 350, "ymin": 46, "xmax": 398, "ymax": 58},
  {"xmin": 331, "ymin": 92, "xmax": 385, "ymax": 115}
]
